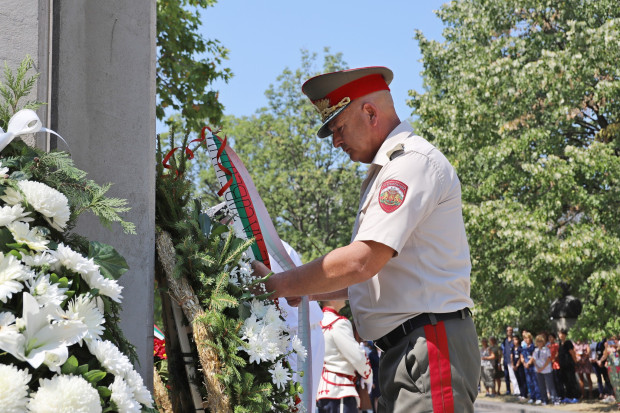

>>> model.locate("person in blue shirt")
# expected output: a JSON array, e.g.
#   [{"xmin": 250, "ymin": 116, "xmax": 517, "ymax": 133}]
[
  {"xmin": 521, "ymin": 332, "xmax": 542, "ymax": 404},
  {"xmin": 512, "ymin": 335, "xmax": 528, "ymax": 400},
  {"xmin": 501, "ymin": 326, "xmax": 515, "ymax": 394}
]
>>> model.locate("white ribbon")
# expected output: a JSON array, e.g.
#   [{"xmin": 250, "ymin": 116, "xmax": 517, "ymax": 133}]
[{"xmin": 0, "ymin": 109, "xmax": 68, "ymax": 153}]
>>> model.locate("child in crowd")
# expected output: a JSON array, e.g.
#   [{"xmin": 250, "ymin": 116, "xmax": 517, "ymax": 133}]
[
  {"xmin": 534, "ymin": 334, "xmax": 559, "ymax": 405},
  {"xmin": 521, "ymin": 332, "xmax": 542, "ymax": 404},
  {"xmin": 512, "ymin": 335, "xmax": 528, "ymax": 400}
]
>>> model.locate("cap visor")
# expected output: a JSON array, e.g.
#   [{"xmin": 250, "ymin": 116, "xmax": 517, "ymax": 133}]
[{"xmin": 316, "ymin": 104, "xmax": 349, "ymax": 138}]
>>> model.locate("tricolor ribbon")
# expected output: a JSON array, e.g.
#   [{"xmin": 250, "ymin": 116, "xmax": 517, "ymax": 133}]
[
  {"xmin": 0, "ymin": 109, "xmax": 68, "ymax": 153},
  {"xmin": 204, "ymin": 129, "xmax": 313, "ymax": 411},
  {"xmin": 162, "ymin": 126, "xmax": 211, "ymax": 171}
]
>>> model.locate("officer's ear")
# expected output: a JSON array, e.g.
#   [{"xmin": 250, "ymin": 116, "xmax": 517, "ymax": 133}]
[{"xmin": 362, "ymin": 102, "xmax": 379, "ymax": 126}]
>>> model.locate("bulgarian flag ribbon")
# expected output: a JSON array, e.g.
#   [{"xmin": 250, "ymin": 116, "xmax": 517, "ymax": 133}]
[{"xmin": 204, "ymin": 128, "xmax": 313, "ymax": 411}]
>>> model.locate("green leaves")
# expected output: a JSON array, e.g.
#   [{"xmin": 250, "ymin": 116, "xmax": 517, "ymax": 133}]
[
  {"xmin": 60, "ymin": 356, "xmax": 107, "ymax": 385},
  {"xmin": 413, "ymin": 0, "xmax": 620, "ymax": 339},
  {"xmin": 89, "ymin": 241, "xmax": 129, "ymax": 280}
]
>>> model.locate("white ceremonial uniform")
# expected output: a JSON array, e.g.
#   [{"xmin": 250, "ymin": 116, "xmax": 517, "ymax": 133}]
[
  {"xmin": 348, "ymin": 121, "xmax": 474, "ymax": 341},
  {"xmin": 317, "ymin": 307, "xmax": 373, "ymax": 406},
  {"xmin": 269, "ymin": 241, "xmax": 325, "ymax": 410}
]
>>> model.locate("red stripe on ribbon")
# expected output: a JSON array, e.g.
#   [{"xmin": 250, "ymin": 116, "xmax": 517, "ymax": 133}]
[
  {"xmin": 214, "ymin": 135, "xmax": 234, "ymax": 197},
  {"xmin": 424, "ymin": 321, "xmax": 455, "ymax": 413}
]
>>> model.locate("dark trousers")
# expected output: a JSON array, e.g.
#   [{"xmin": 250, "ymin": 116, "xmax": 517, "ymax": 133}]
[
  {"xmin": 559, "ymin": 365, "xmax": 580, "ymax": 399},
  {"xmin": 317, "ymin": 397, "xmax": 358, "ymax": 413},
  {"xmin": 593, "ymin": 362, "xmax": 613, "ymax": 396},
  {"xmin": 553, "ymin": 369, "xmax": 564, "ymax": 398},
  {"xmin": 515, "ymin": 366, "xmax": 528, "ymax": 398}
]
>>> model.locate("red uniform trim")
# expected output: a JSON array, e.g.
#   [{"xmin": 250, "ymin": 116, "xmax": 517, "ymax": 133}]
[
  {"xmin": 320, "ymin": 307, "xmax": 348, "ymax": 330},
  {"xmin": 321, "ymin": 367, "xmax": 356, "ymax": 387},
  {"xmin": 424, "ymin": 321, "xmax": 455, "ymax": 413},
  {"xmin": 313, "ymin": 74, "xmax": 390, "ymax": 107}
]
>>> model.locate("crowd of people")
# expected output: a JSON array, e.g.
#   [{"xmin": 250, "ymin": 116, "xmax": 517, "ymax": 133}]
[{"xmin": 479, "ymin": 326, "xmax": 620, "ymax": 409}]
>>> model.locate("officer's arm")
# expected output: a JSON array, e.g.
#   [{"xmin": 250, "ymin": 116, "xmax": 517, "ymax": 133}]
[{"xmin": 252, "ymin": 240, "xmax": 394, "ymax": 299}]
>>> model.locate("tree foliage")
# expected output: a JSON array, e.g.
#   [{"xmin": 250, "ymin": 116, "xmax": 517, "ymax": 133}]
[
  {"xmin": 193, "ymin": 50, "xmax": 366, "ymax": 262},
  {"xmin": 157, "ymin": 0, "xmax": 232, "ymax": 130},
  {"xmin": 411, "ymin": 0, "xmax": 620, "ymax": 339}
]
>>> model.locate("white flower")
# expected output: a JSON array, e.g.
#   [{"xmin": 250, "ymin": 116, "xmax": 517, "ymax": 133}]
[
  {"xmin": 241, "ymin": 314, "xmax": 260, "ymax": 340},
  {"xmin": 124, "ymin": 368, "xmax": 154, "ymax": 408},
  {"xmin": 245, "ymin": 334, "xmax": 269, "ymax": 364},
  {"xmin": 7, "ymin": 221, "xmax": 49, "ymax": 251},
  {"xmin": 250, "ymin": 298, "xmax": 268, "ymax": 319},
  {"xmin": 28, "ymin": 374, "xmax": 102, "ymax": 413},
  {"xmin": 0, "ymin": 251, "xmax": 31, "ymax": 303},
  {"xmin": 65, "ymin": 294, "xmax": 105, "ymax": 343},
  {"xmin": 292, "ymin": 335, "xmax": 307, "ymax": 362},
  {"xmin": 0, "ymin": 204, "xmax": 32, "ymax": 227},
  {"xmin": 21, "ymin": 251, "xmax": 58, "ymax": 268},
  {"xmin": 0, "ymin": 364, "xmax": 31, "ymax": 413},
  {"xmin": 27, "ymin": 273, "xmax": 69, "ymax": 307},
  {"xmin": 51, "ymin": 243, "xmax": 123, "ymax": 302},
  {"xmin": 1, "ymin": 180, "xmax": 70, "ymax": 231},
  {"xmin": 109, "ymin": 375, "xmax": 141, "ymax": 413},
  {"xmin": 0, "ymin": 161, "xmax": 8, "ymax": 176},
  {"xmin": 3, "ymin": 293, "xmax": 88, "ymax": 371},
  {"xmin": 268, "ymin": 360, "xmax": 290, "ymax": 390},
  {"xmin": 87, "ymin": 339, "xmax": 133, "ymax": 377},
  {"xmin": 51, "ymin": 243, "xmax": 98, "ymax": 275},
  {"xmin": 263, "ymin": 305, "xmax": 285, "ymax": 329}
]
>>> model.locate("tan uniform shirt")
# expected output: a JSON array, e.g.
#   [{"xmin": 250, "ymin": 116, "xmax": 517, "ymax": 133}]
[{"xmin": 348, "ymin": 121, "xmax": 474, "ymax": 340}]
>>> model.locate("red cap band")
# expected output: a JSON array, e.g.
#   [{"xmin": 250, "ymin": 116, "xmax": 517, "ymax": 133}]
[{"xmin": 313, "ymin": 74, "xmax": 390, "ymax": 106}]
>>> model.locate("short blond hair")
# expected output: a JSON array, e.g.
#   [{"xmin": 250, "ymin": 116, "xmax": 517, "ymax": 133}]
[
  {"xmin": 535, "ymin": 334, "xmax": 546, "ymax": 344},
  {"xmin": 523, "ymin": 332, "xmax": 533, "ymax": 342}
]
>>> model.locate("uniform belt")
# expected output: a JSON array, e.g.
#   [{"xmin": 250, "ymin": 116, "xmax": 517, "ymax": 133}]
[{"xmin": 374, "ymin": 308, "xmax": 471, "ymax": 353}]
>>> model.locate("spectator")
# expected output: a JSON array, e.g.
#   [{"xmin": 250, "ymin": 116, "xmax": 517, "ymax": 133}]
[
  {"xmin": 480, "ymin": 338, "xmax": 496, "ymax": 397},
  {"xmin": 558, "ymin": 329, "xmax": 581, "ymax": 401},
  {"xmin": 489, "ymin": 337, "xmax": 503, "ymax": 396},
  {"xmin": 512, "ymin": 335, "xmax": 528, "ymax": 400},
  {"xmin": 548, "ymin": 332, "xmax": 563, "ymax": 400},
  {"xmin": 574, "ymin": 338, "xmax": 593, "ymax": 400},
  {"xmin": 534, "ymin": 333, "xmax": 559, "ymax": 405},
  {"xmin": 594, "ymin": 337, "xmax": 614, "ymax": 399},
  {"xmin": 598, "ymin": 335, "xmax": 620, "ymax": 407},
  {"xmin": 502, "ymin": 326, "xmax": 515, "ymax": 395},
  {"xmin": 365, "ymin": 341, "xmax": 381, "ymax": 413},
  {"xmin": 521, "ymin": 332, "xmax": 542, "ymax": 404}
]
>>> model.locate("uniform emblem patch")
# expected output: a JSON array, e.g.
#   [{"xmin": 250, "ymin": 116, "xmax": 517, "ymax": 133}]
[{"xmin": 378, "ymin": 180, "xmax": 408, "ymax": 213}]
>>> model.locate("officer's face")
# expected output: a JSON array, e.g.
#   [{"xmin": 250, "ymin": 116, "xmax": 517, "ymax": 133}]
[{"xmin": 328, "ymin": 103, "xmax": 377, "ymax": 163}]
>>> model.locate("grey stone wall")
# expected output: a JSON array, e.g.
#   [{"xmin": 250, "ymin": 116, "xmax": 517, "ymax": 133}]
[{"xmin": 53, "ymin": 1, "xmax": 157, "ymax": 383}]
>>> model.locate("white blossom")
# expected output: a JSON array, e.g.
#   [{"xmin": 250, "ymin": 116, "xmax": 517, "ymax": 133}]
[
  {"xmin": 0, "ymin": 364, "xmax": 31, "ymax": 413},
  {"xmin": 21, "ymin": 251, "xmax": 58, "ymax": 268},
  {"xmin": 87, "ymin": 339, "xmax": 133, "ymax": 377},
  {"xmin": 124, "ymin": 368, "xmax": 154, "ymax": 408},
  {"xmin": 0, "ymin": 204, "xmax": 32, "ymax": 227},
  {"xmin": 291, "ymin": 335, "xmax": 307, "ymax": 362},
  {"xmin": 0, "ymin": 251, "xmax": 31, "ymax": 303},
  {"xmin": 28, "ymin": 374, "xmax": 102, "ymax": 413},
  {"xmin": 109, "ymin": 375, "xmax": 141, "ymax": 413},
  {"xmin": 65, "ymin": 294, "xmax": 105, "ymax": 343},
  {"xmin": 26, "ymin": 273, "xmax": 69, "ymax": 307},
  {"xmin": 1, "ymin": 180, "xmax": 70, "ymax": 231},
  {"xmin": 268, "ymin": 361, "xmax": 290, "ymax": 390},
  {"xmin": 7, "ymin": 221, "xmax": 49, "ymax": 251}
]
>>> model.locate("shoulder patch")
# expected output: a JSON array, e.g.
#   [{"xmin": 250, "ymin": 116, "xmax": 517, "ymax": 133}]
[{"xmin": 378, "ymin": 179, "xmax": 408, "ymax": 213}]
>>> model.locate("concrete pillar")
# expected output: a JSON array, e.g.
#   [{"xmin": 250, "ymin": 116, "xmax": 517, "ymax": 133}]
[{"xmin": 52, "ymin": 1, "xmax": 157, "ymax": 383}]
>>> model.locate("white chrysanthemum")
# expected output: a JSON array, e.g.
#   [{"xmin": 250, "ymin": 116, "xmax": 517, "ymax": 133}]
[
  {"xmin": 241, "ymin": 314, "xmax": 260, "ymax": 340},
  {"xmin": 250, "ymin": 298, "xmax": 268, "ymax": 319},
  {"xmin": 0, "ymin": 364, "xmax": 31, "ymax": 413},
  {"xmin": 291, "ymin": 335, "xmax": 307, "ymax": 362},
  {"xmin": 0, "ymin": 311, "xmax": 16, "ymax": 327},
  {"xmin": 124, "ymin": 368, "xmax": 154, "ymax": 408},
  {"xmin": 28, "ymin": 374, "xmax": 101, "ymax": 413},
  {"xmin": 92, "ymin": 275, "xmax": 123, "ymax": 303},
  {"xmin": 109, "ymin": 375, "xmax": 141, "ymax": 413},
  {"xmin": 0, "ymin": 161, "xmax": 8, "ymax": 176},
  {"xmin": 0, "ymin": 204, "xmax": 32, "ymax": 227},
  {"xmin": 87, "ymin": 339, "xmax": 133, "ymax": 377},
  {"xmin": 65, "ymin": 294, "xmax": 105, "ymax": 343},
  {"xmin": 263, "ymin": 305, "xmax": 285, "ymax": 328},
  {"xmin": 7, "ymin": 221, "xmax": 49, "ymax": 251},
  {"xmin": 0, "ymin": 251, "xmax": 31, "ymax": 303},
  {"xmin": 27, "ymin": 273, "xmax": 69, "ymax": 307},
  {"xmin": 268, "ymin": 360, "xmax": 290, "ymax": 390},
  {"xmin": 1, "ymin": 181, "xmax": 70, "ymax": 231},
  {"xmin": 51, "ymin": 243, "xmax": 99, "ymax": 275},
  {"xmin": 21, "ymin": 251, "xmax": 58, "ymax": 268},
  {"xmin": 245, "ymin": 334, "xmax": 269, "ymax": 364}
]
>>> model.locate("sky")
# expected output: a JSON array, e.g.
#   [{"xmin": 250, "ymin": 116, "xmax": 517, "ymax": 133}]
[{"xmin": 158, "ymin": 0, "xmax": 447, "ymax": 131}]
